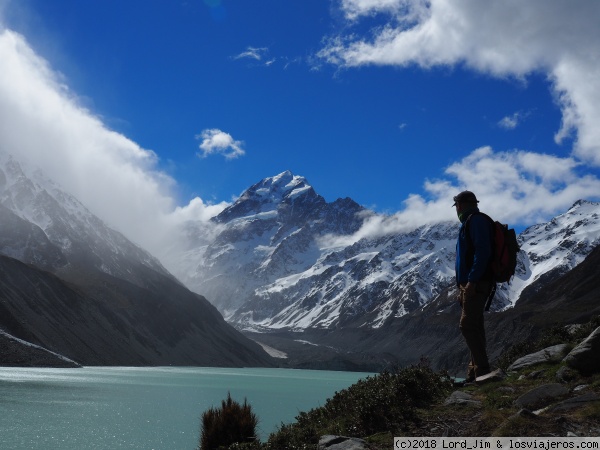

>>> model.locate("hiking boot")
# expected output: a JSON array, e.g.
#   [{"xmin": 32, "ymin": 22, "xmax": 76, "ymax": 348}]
[
  {"xmin": 476, "ymin": 368, "xmax": 491, "ymax": 378},
  {"xmin": 465, "ymin": 368, "xmax": 476, "ymax": 383}
]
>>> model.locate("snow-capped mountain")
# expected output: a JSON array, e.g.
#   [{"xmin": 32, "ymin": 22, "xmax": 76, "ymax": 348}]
[
  {"xmin": 506, "ymin": 199, "xmax": 600, "ymax": 302},
  {"xmin": 0, "ymin": 151, "xmax": 170, "ymax": 286},
  {"xmin": 173, "ymin": 170, "xmax": 365, "ymax": 318},
  {"xmin": 175, "ymin": 171, "xmax": 600, "ymax": 332},
  {"xmin": 233, "ymin": 221, "xmax": 458, "ymax": 330},
  {"xmin": 2, "ymin": 155, "xmax": 597, "ymax": 370},
  {"xmin": 0, "ymin": 152, "xmax": 273, "ymax": 367}
]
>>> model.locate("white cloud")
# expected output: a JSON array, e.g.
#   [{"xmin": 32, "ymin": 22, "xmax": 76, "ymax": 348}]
[
  {"xmin": 233, "ymin": 46, "xmax": 269, "ymax": 61},
  {"xmin": 0, "ymin": 28, "xmax": 227, "ymax": 259},
  {"xmin": 328, "ymin": 146, "xmax": 600, "ymax": 245},
  {"xmin": 232, "ymin": 46, "xmax": 278, "ymax": 67},
  {"xmin": 498, "ymin": 112, "xmax": 523, "ymax": 130},
  {"xmin": 197, "ymin": 128, "xmax": 246, "ymax": 160},
  {"xmin": 339, "ymin": 0, "xmax": 411, "ymax": 20},
  {"xmin": 498, "ymin": 115, "xmax": 517, "ymax": 130},
  {"xmin": 320, "ymin": 0, "xmax": 600, "ymax": 166},
  {"xmin": 171, "ymin": 197, "xmax": 230, "ymax": 223},
  {"xmin": 441, "ymin": 147, "xmax": 598, "ymax": 224}
]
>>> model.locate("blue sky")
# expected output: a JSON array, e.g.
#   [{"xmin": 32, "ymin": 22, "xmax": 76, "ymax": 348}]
[{"xmin": 0, "ymin": 0, "xmax": 599, "ymax": 255}]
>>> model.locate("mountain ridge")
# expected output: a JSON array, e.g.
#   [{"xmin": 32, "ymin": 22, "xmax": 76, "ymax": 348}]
[
  {"xmin": 0, "ymin": 152, "xmax": 274, "ymax": 367},
  {"xmin": 170, "ymin": 170, "xmax": 600, "ymax": 335}
]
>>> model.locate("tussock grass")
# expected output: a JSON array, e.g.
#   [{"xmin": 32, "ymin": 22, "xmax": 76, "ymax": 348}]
[{"xmin": 200, "ymin": 392, "xmax": 258, "ymax": 450}]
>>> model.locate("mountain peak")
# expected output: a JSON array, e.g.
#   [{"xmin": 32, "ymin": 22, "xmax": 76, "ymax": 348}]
[
  {"xmin": 569, "ymin": 199, "xmax": 599, "ymax": 212},
  {"xmin": 214, "ymin": 171, "xmax": 320, "ymax": 223},
  {"xmin": 248, "ymin": 170, "xmax": 308, "ymax": 198}
]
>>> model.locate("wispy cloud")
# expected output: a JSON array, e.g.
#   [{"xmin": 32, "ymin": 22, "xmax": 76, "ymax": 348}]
[
  {"xmin": 498, "ymin": 111, "xmax": 529, "ymax": 130},
  {"xmin": 320, "ymin": 0, "xmax": 600, "ymax": 167},
  {"xmin": 0, "ymin": 28, "xmax": 229, "ymax": 258},
  {"xmin": 196, "ymin": 128, "xmax": 246, "ymax": 160},
  {"xmin": 232, "ymin": 46, "xmax": 275, "ymax": 66},
  {"xmin": 233, "ymin": 46, "xmax": 268, "ymax": 61}
]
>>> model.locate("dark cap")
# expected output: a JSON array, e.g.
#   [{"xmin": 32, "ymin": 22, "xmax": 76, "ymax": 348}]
[{"xmin": 452, "ymin": 190, "xmax": 479, "ymax": 207}]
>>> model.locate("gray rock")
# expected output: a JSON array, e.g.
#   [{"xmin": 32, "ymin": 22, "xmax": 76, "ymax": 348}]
[
  {"xmin": 515, "ymin": 409, "xmax": 538, "ymax": 419},
  {"xmin": 318, "ymin": 435, "xmax": 370, "ymax": 450},
  {"xmin": 444, "ymin": 390, "xmax": 482, "ymax": 407},
  {"xmin": 498, "ymin": 386, "xmax": 516, "ymax": 394},
  {"xmin": 527, "ymin": 369, "xmax": 546, "ymax": 379},
  {"xmin": 508, "ymin": 344, "xmax": 569, "ymax": 371},
  {"xmin": 555, "ymin": 366, "xmax": 578, "ymax": 383},
  {"xmin": 563, "ymin": 327, "xmax": 600, "ymax": 374},
  {"xmin": 476, "ymin": 368, "xmax": 506, "ymax": 383},
  {"xmin": 548, "ymin": 393, "xmax": 600, "ymax": 412},
  {"xmin": 514, "ymin": 383, "xmax": 569, "ymax": 409}
]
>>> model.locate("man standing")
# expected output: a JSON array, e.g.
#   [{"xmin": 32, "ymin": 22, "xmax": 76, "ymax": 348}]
[{"xmin": 453, "ymin": 190, "xmax": 493, "ymax": 382}]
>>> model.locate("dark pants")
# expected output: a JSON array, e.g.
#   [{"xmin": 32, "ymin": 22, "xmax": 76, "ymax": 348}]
[{"xmin": 459, "ymin": 282, "xmax": 492, "ymax": 379}]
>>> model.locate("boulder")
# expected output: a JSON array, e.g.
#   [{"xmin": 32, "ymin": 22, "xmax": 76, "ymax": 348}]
[
  {"xmin": 507, "ymin": 344, "xmax": 569, "ymax": 372},
  {"xmin": 555, "ymin": 366, "xmax": 578, "ymax": 383},
  {"xmin": 563, "ymin": 327, "xmax": 600, "ymax": 374},
  {"xmin": 444, "ymin": 390, "xmax": 482, "ymax": 407},
  {"xmin": 476, "ymin": 368, "xmax": 506, "ymax": 383},
  {"xmin": 318, "ymin": 435, "xmax": 370, "ymax": 450},
  {"xmin": 548, "ymin": 393, "xmax": 600, "ymax": 412},
  {"xmin": 514, "ymin": 383, "xmax": 569, "ymax": 409}
]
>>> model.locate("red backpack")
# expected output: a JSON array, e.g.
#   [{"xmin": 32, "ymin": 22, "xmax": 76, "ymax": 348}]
[{"xmin": 466, "ymin": 212, "xmax": 521, "ymax": 309}]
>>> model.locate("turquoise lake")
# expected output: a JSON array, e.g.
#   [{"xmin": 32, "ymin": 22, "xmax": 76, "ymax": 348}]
[{"xmin": 0, "ymin": 366, "xmax": 371, "ymax": 449}]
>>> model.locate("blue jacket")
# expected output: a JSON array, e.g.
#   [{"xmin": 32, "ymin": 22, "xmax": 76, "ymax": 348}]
[{"xmin": 455, "ymin": 209, "xmax": 493, "ymax": 285}]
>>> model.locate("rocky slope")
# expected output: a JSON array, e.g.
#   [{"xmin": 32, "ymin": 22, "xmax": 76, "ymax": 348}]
[
  {"xmin": 270, "ymin": 322, "xmax": 600, "ymax": 448},
  {"xmin": 0, "ymin": 152, "xmax": 273, "ymax": 367}
]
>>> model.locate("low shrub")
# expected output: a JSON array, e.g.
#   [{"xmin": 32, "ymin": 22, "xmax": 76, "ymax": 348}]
[
  {"xmin": 200, "ymin": 392, "xmax": 258, "ymax": 450},
  {"xmin": 265, "ymin": 359, "xmax": 452, "ymax": 449}
]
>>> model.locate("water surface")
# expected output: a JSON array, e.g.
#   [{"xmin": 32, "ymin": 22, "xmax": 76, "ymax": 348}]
[{"xmin": 0, "ymin": 366, "xmax": 371, "ymax": 449}]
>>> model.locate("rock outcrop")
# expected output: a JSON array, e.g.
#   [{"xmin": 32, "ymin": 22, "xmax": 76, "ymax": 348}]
[
  {"xmin": 563, "ymin": 327, "xmax": 600, "ymax": 374},
  {"xmin": 318, "ymin": 435, "xmax": 370, "ymax": 450}
]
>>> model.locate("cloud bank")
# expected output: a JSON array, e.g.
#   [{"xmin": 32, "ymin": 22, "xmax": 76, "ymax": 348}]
[
  {"xmin": 312, "ymin": 0, "xmax": 600, "ymax": 244},
  {"xmin": 323, "ymin": 146, "xmax": 600, "ymax": 248},
  {"xmin": 321, "ymin": 0, "xmax": 600, "ymax": 167},
  {"xmin": 0, "ymin": 28, "xmax": 228, "ymax": 257}
]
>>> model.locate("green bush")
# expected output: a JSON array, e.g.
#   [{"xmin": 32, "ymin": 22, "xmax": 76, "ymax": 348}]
[
  {"xmin": 200, "ymin": 392, "xmax": 259, "ymax": 450},
  {"xmin": 265, "ymin": 360, "xmax": 452, "ymax": 449}
]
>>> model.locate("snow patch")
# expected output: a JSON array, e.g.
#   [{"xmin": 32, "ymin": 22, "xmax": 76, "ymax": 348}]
[{"xmin": 0, "ymin": 329, "xmax": 79, "ymax": 365}]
